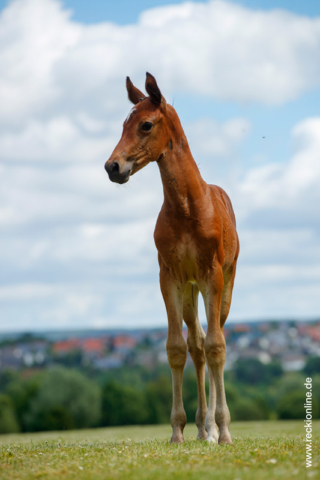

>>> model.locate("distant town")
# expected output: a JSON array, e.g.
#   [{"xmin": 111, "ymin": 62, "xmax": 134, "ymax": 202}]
[{"xmin": 0, "ymin": 320, "xmax": 320, "ymax": 373}]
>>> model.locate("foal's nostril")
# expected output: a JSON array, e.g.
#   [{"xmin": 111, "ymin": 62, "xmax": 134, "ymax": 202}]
[
  {"xmin": 111, "ymin": 161, "xmax": 120, "ymax": 174},
  {"xmin": 105, "ymin": 159, "xmax": 129, "ymax": 184},
  {"xmin": 105, "ymin": 160, "xmax": 120, "ymax": 178}
]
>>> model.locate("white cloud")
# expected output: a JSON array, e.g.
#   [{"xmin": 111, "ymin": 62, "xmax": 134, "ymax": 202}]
[
  {"xmin": 1, "ymin": 0, "xmax": 320, "ymax": 329},
  {"xmin": 3, "ymin": 116, "xmax": 320, "ymax": 329},
  {"xmin": 40, "ymin": 291, "xmax": 103, "ymax": 326},
  {"xmin": 1, "ymin": 0, "xmax": 320, "ymax": 132},
  {"xmin": 0, "ymin": 283, "xmax": 55, "ymax": 301},
  {"xmin": 0, "ymin": 159, "xmax": 164, "ymax": 230},
  {"xmin": 227, "ymin": 117, "xmax": 320, "ymax": 320},
  {"xmin": 0, "ymin": 0, "xmax": 80, "ymax": 127},
  {"xmin": 186, "ymin": 118, "xmax": 250, "ymax": 157},
  {"xmin": 0, "ymin": 280, "xmax": 166, "ymax": 331},
  {"xmin": 0, "ymin": 117, "xmax": 113, "ymax": 163},
  {"xmin": 240, "ymin": 117, "xmax": 320, "ymax": 210}
]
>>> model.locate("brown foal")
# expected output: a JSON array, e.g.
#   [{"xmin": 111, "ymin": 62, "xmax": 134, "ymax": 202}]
[{"xmin": 105, "ymin": 73, "xmax": 239, "ymax": 445}]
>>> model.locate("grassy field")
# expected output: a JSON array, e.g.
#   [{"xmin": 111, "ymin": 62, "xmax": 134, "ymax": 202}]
[{"xmin": 0, "ymin": 421, "xmax": 319, "ymax": 480}]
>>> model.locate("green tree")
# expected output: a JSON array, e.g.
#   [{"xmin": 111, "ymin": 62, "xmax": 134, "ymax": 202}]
[
  {"xmin": 5, "ymin": 374, "xmax": 42, "ymax": 431},
  {"xmin": 234, "ymin": 359, "xmax": 282, "ymax": 385},
  {"xmin": 183, "ymin": 370, "xmax": 199, "ymax": 424},
  {"xmin": 145, "ymin": 375, "xmax": 172, "ymax": 424},
  {"xmin": 225, "ymin": 382, "xmax": 239, "ymax": 407},
  {"xmin": 232, "ymin": 397, "xmax": 268, "ymax": 421},
  {"xmin": 25, "ymin": 367, "xmax": 101, "ymax": 431},
  {"xmin": 224, "ymin": 383, "xmax": 269, "ymax": 420},
  {"xmin": 51, "ymin": 349, "xmax": 83, "ymax": 368},
  {"xmin": 0, "ymin": 394, "xmax": 20, "ymax": 433},
  {"xmin": 304, "ymin": 357, "xmax": 320, "ymax": 377},
  {"xmin": 275, "ymin": 372, "xmax": 305, "ymax": 395},
  {"xmin": 101, "ymin": 381, "xmax": 148, "ymax": 426},
  {"xmin": 29, "ymin": 405, "xmax": 74, "ymax": 431},
  {"xmin": 0, "ymin": 369, "xmax": 19, "ymax": 393},
  {"xmin": 275, "ymin": 373, "xmax": 320, "ymax": 419},
  {"xmin": 276, "ymin": 390, "xmax": 318, "ymax": 419}
]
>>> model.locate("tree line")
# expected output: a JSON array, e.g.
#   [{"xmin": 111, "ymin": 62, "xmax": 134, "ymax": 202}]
[{"xmin": 0, "ymin": 357, "xmax": 319, "ymax": 434}]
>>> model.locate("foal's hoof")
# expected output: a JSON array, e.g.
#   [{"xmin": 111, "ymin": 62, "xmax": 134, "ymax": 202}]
[
  {"xmin": 197, "ymin": 430, "xmax": 208, "ymax": 441},
  {"xmin": 206, "ymin": 426, "xmax": 219, "ymax": 443},
  {"xmin": 218, "ymin": 431, "xmax": 233, "ymax": 445},
  {"xmin": 206, "ymin": 435, "xmax": 218, "ymax": 444},
  {"xmin": 170, "ymin": 433, "xmax": 184, "ymax": 444}
]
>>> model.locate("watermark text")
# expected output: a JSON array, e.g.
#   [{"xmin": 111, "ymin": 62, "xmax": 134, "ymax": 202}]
[{"xmin": 304, "ymin": 377, "xmax": 312, "ymax": 468}]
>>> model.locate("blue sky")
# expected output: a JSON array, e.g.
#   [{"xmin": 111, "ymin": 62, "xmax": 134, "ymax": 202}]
[
  {"xmin": 2, "ymin": 0, "xmax": 320, "ymax": 23},
  {"xmin": 1, "ymin": 0, "xmax": 320, "ymax": 331},
  {"xmin": 2, "ymin": 0, "xmax": 319, "ymax": 23},
  {"xmin": 53, "ymin": 0, "xmax": 320, "ymax": 24}
]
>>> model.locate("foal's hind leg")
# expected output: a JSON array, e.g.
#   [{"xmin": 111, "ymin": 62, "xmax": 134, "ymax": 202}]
[
  {"xmin": 205, "ymin": 363, "xmax": 219, "ymax": 443},
  {"xmin": 201, "ymin": 264, "xmax": 233, "ymax": 445},
  {"xmin": 220, "ymin": 261, "xmax": 237, "ymax": 327},
  {"xmin": 212, "ymin": 261, "xmax": 236, "ymax": 444},
  {"xmin": 183, "ymin": 283, "xmax": 208, "ymax": 440}
]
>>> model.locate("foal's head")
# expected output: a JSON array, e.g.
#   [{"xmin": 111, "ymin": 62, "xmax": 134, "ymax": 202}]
[{"xmin": 105, "ymin": 73, "xmax": 176, "ymax": 184}]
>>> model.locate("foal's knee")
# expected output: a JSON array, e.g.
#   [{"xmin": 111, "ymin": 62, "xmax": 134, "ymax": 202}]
[
  {"xmin": 166, "ymin": 336, "xmax": 187, "ymax": 369},
  {"xmin": 204, "ymin": 335, "xmax": 226, "ymax": 367},
  {"xmin": 187, "ymin": 334, "xmax": 206, "ymax": 365}
]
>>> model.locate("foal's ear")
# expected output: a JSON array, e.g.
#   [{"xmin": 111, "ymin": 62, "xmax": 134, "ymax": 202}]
[
  {"xmin": 126, "ymin": 77, "xmax": 145, "ymax": 105},
  {"xmin": 145, "ymin": 72, "xmax": 167, "ymax": 113}
]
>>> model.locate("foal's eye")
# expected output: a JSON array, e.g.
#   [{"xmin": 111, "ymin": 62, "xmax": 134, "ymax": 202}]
[{"xmin": 141, "ymin": 121, "xmax": 153, "ymax": 132}]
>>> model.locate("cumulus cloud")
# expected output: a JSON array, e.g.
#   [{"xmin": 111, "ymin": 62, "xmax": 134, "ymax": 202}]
[
  {"xmin": 239, "ymin": 117, "xmax": 320, "ymax": 215},
  {"xmin": 3, "ymin": 115, "xmax": 320, "ymax": 327},
  {"xmin": 1, "ymin": 0, "xmax": 320, "ymax": 329},
  {"xmin": 228, "ymin": 117, "xmax": 320, "ymax": 319},
  {"xmin": 0, "ymin": 117, "xmax": 114, "ymax": 163},
  {"xmin": 0, "ymin": 279, "xmax": 166, "ymax": 331},
  {"xmin": 0, "ymin": 0, "xmax": 80, "ymax": 127},
  {"xmin": 186, "ymin": 118, "xmax": 250, "ymax": 157},
  {"xmin": 1, "ymin": 0, "xmax": 320, "ymax": 130}
]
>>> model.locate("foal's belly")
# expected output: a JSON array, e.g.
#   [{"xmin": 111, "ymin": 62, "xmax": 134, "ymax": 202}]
[
  {"xmin": 157, "ymin": 233, "xmax": 217, "ymax": 284},
  {"xmin": 156, "ymin": 222, "xmax": 238, "ymax": 285}
]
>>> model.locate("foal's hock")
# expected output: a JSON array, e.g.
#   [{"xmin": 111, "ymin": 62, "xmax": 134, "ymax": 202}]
[{"xmin": 105, "ymin": 73, "xmax": 239, "ymax": 444}]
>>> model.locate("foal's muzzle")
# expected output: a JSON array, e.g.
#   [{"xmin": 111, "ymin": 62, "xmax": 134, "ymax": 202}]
[{"xmin": 105, "ymin": 159, "xmax": 131, "ymax": 184}]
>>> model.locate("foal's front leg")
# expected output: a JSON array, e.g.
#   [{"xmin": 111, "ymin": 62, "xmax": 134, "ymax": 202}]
[
  {"xmin": 201, "ymin": 267, "xmax": 233, "ymax": 445},
  {"xmin": 160, "ymin": 267, "xmax": 187, "ymax": 443},
  {"xmin": 183, "ymin": 283, "xmax": 208, "ymax": 440}
]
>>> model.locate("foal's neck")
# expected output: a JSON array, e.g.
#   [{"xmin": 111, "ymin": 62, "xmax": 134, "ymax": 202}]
[{"xmin": 157, "ymin": 127, "xmax": 207, "ymax": 217}]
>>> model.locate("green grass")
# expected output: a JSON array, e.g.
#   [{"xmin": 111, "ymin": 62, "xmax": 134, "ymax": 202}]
[{"xmin": 0, "ymin": 421, "xmax": 319, "ymax": 479}]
